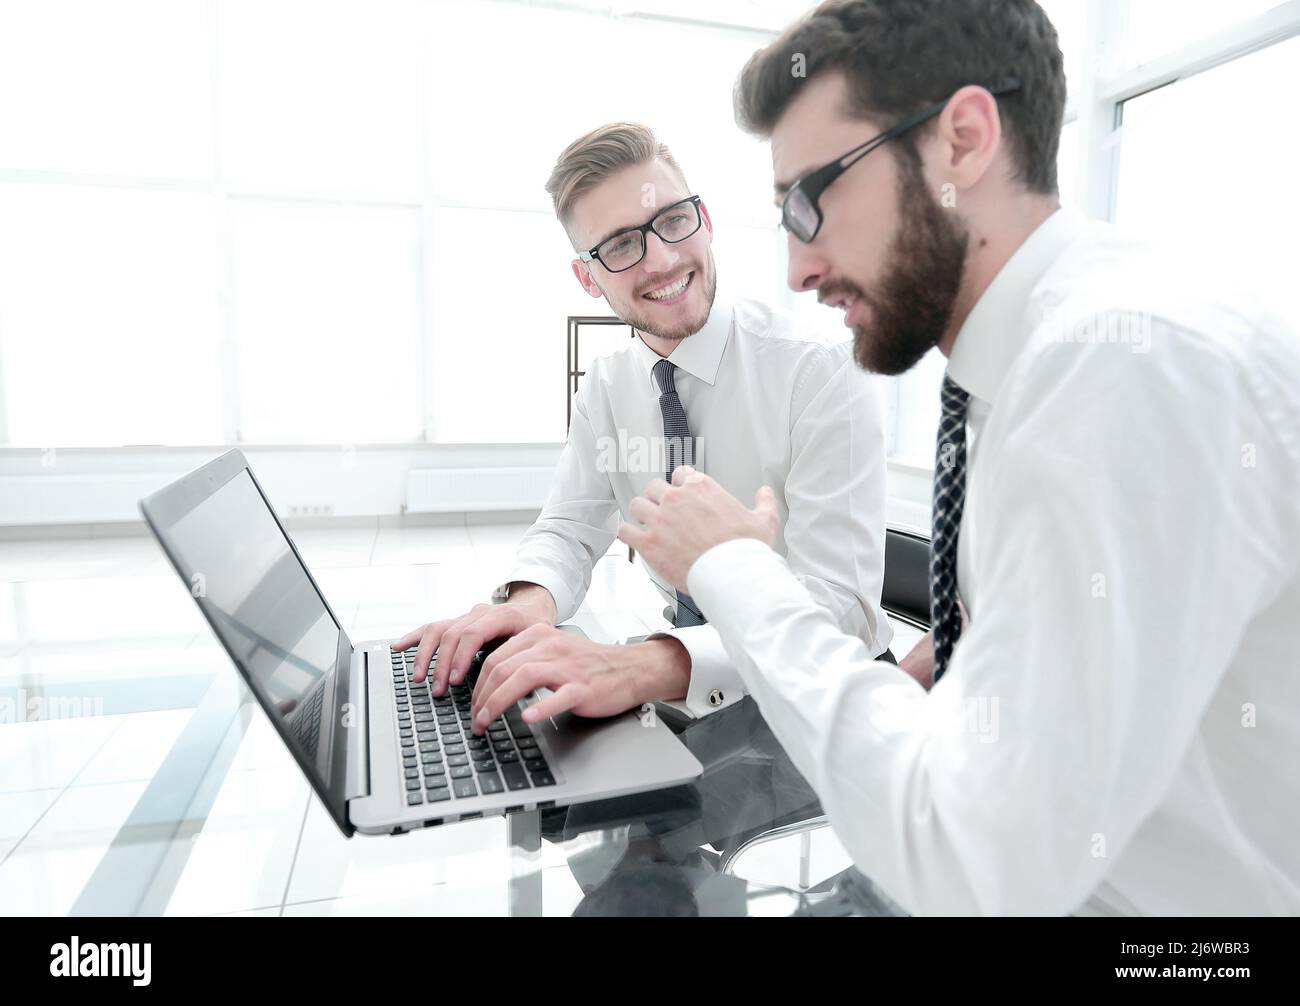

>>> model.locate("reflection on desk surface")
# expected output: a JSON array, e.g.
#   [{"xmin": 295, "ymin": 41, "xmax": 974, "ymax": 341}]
[{"xmin": 535, "ymin": 697, "xmax": 908, "ymax": 917}]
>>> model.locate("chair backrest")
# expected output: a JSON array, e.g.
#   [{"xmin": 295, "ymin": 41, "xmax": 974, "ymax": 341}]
[{"xmin": 882, "ymin": 526, "xmax": 931, "ymax": 628}]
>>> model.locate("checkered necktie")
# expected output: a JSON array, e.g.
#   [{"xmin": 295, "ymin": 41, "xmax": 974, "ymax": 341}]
[
  {"xmin": 653, "ymin": 358, "xmax": 705, "ymax": 628},
  {"xmin": 930, "ymin": 374, "xmax": 970, "ymax": 682}
]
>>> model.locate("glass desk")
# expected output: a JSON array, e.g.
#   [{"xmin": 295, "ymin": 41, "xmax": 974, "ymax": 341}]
[{"xmin": 0, "ymin": 528, "xmax": 917, "ymax": 917}]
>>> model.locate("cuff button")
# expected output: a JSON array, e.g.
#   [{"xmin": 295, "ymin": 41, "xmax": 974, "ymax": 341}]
[{"xmin": 708, "ymin": 689, "xmax": 724, "ymax": 707}]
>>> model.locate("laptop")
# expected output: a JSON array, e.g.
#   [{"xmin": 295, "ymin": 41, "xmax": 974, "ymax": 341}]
[{"xmin": 139, "ymin": 449, "xmax": 703, "ymax": 836}]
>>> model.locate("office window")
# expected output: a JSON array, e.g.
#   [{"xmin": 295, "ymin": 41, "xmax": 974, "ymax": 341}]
[
  {"xmin": 0, "ymin": 0, "xmax": 213, "ymax": 180},
  {"xmin": 0, "ymin": 183, "xmax": 224, "ymax": 447},
  {"xmin": 1124, "ymin": 0, "xmax": 1286, "ymax": 66},
  {"xmin": 1115, "ymin": 33, "xmax": 1300, "ymax": 331},
  {"xmin": 229, "ymin": 199, "xmax": 425, "ymax": 443},
  {"xmin": 216, "ymin": 0, "xmax": 425, "ymax": 200},
  {"xmin": 429, "ymin": 207, "xmax": 592, "ymax": 445}
]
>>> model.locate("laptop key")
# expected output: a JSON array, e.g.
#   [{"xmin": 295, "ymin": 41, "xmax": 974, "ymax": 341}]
[
  {"xmin": 530, "ymin": 770, "xmax": 555, "ymax": 787},
  {"xmin": 453, "ymin": 778, "xmax": 478, "ymax": 799},
  {"xmin": 427, "ymin": 786, "xmax": 450, "ymax": 802},
  {"xmin": 405, "ymin": 778, "xmax": 422, "ymax": 791},
  {"xmin": 446, "ymin": 755, "xmax": 469, "ymax": 767},
  {"xmin": 497, "ymin": 750, "xmax": 519, "ymax": 763},
  {"xmin": 450, "ymin": 765, "xmax": 472, "ymax": 779},
  {"xmin": 407, "ymin": 793, "xmax": 424, "ymax": 805},
  {"xmin": 478, "ymin": 773, "xmax": 504, "ymax": 795},
  {"xmin": 472, "ymin": 759, "xmax": 496, "ymax": 773},
  {"xmin": 501, "ymin": 761, "xmax": 530, "ymax": 791},
  {"xmin": 524, "ymin": 757, "xmax": 548, "ymax": 773}
]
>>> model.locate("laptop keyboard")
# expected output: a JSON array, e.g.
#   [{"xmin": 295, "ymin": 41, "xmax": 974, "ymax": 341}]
[{"xmin": 389, "ymin": 647, "xmax": 555, "ymax": 807}]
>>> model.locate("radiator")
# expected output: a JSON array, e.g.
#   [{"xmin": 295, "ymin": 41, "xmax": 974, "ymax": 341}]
[{"xmin": 405, "ymin": 466, "xmax": 554, "ymax": 513}]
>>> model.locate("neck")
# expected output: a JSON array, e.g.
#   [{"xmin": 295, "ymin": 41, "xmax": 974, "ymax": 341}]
[
  {"xmin": 938, "ymin": 194, "xmax": 1060, "ymax": 357},
  {"xmin": 637, "ymin": 330, "xmax": 684, "ymax": 358}
]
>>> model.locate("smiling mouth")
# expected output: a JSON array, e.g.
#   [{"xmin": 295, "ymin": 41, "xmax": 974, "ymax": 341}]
[{"xmin": 642, "ymin": 271, "xmax": 694, "ymax": 304}]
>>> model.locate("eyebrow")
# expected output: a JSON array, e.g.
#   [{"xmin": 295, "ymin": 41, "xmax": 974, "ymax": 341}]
[
  {"xmin": 589, "ymin": 198, "xmax": 689, "ymax": 250},
  {"xmin": 773, "ymin": 166, "xmax": 815, "ymax": 201},
  {"xmin": 591, "ymin": 218, "xmax": 644, "ymax": 251}
]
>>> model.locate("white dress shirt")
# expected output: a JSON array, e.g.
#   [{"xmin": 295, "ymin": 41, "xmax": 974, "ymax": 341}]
[
  {"xmin": 496, "ymin": 291, "xmax": 893, "ymax": 717},
  {"xmin": 688, "ymin": 208, "xmax": 1300, "ymax": 914}
]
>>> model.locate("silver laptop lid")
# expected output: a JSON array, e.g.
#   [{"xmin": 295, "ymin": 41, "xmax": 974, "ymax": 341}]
[{"xmin": 139, "ymin": 449, "xmax": 356, "ymax": 837}]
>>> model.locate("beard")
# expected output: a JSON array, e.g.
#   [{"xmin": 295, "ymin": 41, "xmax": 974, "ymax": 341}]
[
  {"xmin": 824, "ymin": 150, "xmax": 970, "ymax": 376},
  {"xmin": 607, "ymin": 253, "xmax": 718, "ymax": 342}
]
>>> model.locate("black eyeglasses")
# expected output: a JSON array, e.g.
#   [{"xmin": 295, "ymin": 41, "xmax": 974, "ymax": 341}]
[
  {"xmin": 578, "ymin": 195, "xmax": 703, "ymax": 273},
  {"xmin": 780, "ymin": 78, "xmax": 1022, "ymax": 243}
]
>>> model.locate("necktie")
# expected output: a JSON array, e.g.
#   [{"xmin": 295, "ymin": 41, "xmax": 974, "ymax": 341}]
[
  {"xmin": 930, "ymin": 374, "xmax": 970, "ymax": 683},
  {"xmin": 652, "ymin": 358, "xmax": 706, "ymax": 628}
]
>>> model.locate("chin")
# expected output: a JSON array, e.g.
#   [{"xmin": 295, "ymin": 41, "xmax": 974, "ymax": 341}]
[
  {"xmin": 633, "ymin": 272, "xmax": 714, "ymax": 341},
  {"xmin": 853, "ymin": 325, "xmax": 937, "ymax": 376}
]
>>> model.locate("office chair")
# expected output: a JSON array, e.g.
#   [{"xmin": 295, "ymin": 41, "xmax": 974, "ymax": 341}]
[{"xmin": 718, "ymin": 525, "xmax": 931, "ymax": 899}]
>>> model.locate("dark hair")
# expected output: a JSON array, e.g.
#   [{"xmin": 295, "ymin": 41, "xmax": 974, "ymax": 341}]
[{"xmin": 734, "ymin": 0, "xmax": 1066, "ymax": 194}]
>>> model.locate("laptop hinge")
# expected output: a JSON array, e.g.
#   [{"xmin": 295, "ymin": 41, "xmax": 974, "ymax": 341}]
[{"xmin": 345, "ymin": 648, "xmax": 371, "ymax": 800}]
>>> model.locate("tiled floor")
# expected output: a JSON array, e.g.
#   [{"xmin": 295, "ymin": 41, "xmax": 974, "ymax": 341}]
[{"xmin": 0, "ymin": 520, "xmax": 922, "ymax": 916}]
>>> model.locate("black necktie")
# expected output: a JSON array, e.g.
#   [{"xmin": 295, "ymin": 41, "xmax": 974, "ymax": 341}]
[
  {"xmin": 653, "ymin": 358, "xmax": 706, "ymax": 628},
  {"xmin": 930, "ymin": 374, "xmax": 970, "ymax": 682}
]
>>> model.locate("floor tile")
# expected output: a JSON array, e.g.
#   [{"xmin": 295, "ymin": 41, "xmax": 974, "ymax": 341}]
[
  {"xmin": 0, "ymin": 780, "xmax": 149, "ymax": 916},
  {"xmin": 163, "ymin": 768, "xmax": 310, "ymax": 916},
  {"xmin": 370, "ymin": 525, "xmax": 472, "ymax": 567}
]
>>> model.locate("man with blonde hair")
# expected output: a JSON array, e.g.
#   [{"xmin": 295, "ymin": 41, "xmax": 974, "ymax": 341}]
[{"xmin": 396, "ymin": 122, "xmax": 898, "ymax": 743}]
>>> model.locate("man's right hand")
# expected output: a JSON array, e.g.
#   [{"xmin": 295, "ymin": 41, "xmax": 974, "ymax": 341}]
[{"xmin": 391, "ymin": 583, "xmax": 557, "ymax": 696}]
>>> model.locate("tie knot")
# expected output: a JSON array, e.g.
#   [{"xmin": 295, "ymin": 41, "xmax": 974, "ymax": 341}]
[
  {"xmin": 653, "ymin": 358, "xmax": 677, "ymax": 395},
  {"xmin": 940, "ymin": 373, "xmax": 970, "ymax": 419}
]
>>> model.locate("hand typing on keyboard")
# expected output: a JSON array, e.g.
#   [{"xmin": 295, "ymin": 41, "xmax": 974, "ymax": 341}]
[
  {"xmin": 467, "ymin": 624, "xmax": 691, "ymax": 734},
  {"xmin": 391, "ymin": 583, "xmax": 558, "ymax": 696}
]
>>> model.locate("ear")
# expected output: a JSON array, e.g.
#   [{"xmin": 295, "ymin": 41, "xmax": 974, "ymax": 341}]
[
  {"xmin": 571, "ymin": 259, "xmax": 604, "ymax": 299},
  {"xmin": 698, "ymin": 199, "xmax": 715, "ymax": 241},
  {"xmin": 931, "ymin": 84, "xmax": 1003, "ymax": 191}
]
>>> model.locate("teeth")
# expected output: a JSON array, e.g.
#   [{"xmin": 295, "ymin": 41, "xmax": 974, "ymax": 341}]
[{"xmin": 645, "ymin": 274, "xmax": 690, "ymax": 300}]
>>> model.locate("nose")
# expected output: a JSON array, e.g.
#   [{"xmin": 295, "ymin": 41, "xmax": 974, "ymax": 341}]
[
  {"xmin": 786, "ymin": 232, "xmax": 826, "ymax": 293},
  {"xmin": 640, "ymin": 231, "xmax": 679, "ymax": 275}
]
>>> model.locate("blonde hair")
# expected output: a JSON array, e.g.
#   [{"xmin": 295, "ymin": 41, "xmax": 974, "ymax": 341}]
[{"xmin": 545, "ymin": 122, "xmax": 688, "ymax": 238}]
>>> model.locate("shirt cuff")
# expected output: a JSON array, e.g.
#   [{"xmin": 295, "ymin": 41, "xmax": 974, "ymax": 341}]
[
  {"xmin": 492, "ymin": 565, "xmax": 572, "ymax": 622},
  {"xmin": 648, "ymin": 624, "xmax": 746, "ymax": 718},
  {"xmin": 687, "ymin": 537, "xmax": 795, "ymax": 640}
]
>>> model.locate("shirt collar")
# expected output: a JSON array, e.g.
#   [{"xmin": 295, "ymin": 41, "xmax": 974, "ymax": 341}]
[
  {"xmin": 631, "ymin": 292, "xmax": 734, "ymax": 392},
  {"xmin": 946, "ymin": 206, "xmax": 1088, "ymax": 406}
]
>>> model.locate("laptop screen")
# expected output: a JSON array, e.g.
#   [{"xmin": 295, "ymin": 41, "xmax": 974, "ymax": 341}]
[
  {"xmin": 146, "ymin": 458, "xmax": 354, "ymax": 833},
  {"xmin": 169, "ymin": 468, "xmax": 340, "ymax": 714}
]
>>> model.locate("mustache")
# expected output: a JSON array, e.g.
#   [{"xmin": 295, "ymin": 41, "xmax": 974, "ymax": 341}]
[{"xmin": 817, "ymin": 278, "xmax": 869, "ymax": 306}]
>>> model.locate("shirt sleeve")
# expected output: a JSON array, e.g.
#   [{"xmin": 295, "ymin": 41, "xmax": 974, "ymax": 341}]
[
  {"xmin": 782, "ymin": 347, "xmax": 892, "ymax": 655},
  {"xmin": 687, "ymin": 320, "xmax": 1291, "ymax": 915},
  {"xmin": 495, "ymin": 385, "xmax": 618, "ymax": 623}
]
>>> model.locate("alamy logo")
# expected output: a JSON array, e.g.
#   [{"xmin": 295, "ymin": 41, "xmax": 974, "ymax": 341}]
[{"xmin": 49, "ymin": 938, "xmax": 151, "ymax": 986}]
